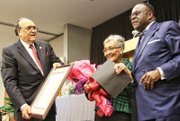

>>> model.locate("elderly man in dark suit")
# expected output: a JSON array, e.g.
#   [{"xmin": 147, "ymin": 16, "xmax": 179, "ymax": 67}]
[
  {"xmin": 130, "ymin": 3, "xmax": 180, "ymax": 121},
  {"xmin": 1, "ymin": 17, "xmax": 64, "ymax": 121}
]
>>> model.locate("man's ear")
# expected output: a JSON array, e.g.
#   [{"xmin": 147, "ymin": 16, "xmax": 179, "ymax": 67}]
[
  {"xmin": 148, "ymin": 11, "xmax": 154, "ymax": 20},
  {"xmin": 14, "ymin": 29, "xmax": 18, "ymax": 36},
  {"xmin": 15, "ymin": 29, "xmax": 21, "ymax": 36}
]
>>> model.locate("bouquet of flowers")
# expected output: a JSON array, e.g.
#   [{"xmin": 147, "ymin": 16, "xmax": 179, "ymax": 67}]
[{"xmin": 67, "ymin": 60, "xmax": 113, "ymax": 117}]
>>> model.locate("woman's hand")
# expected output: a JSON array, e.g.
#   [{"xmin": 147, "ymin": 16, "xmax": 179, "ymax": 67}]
[
  {"xmin": 114, "ymin": 63, "xmax": 127, "ymax": 74},
  {"xmin": 114, "ymin": 63, "xmax": 132, "ymax": 79},
  {"xmin": 84, "ymin": 83, "xmax": 91, "ymax": 93}
]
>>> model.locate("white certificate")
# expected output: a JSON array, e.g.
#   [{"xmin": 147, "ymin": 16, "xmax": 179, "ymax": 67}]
[{"xmin": 31, "ymin": 64, "xmax": 73, "ymax": 119}]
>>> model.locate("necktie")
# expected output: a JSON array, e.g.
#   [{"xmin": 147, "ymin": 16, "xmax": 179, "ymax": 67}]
[
  {"xmin": 133, "ymin": 32, "xmax": 145, "ymax": 70},
  {"xmin": 137, "ymin": 32, "xmax": 144, "ymax": 46},
  {"xmin": 29, "ymin": 44, "xmax": 43, "ymax": 71}
]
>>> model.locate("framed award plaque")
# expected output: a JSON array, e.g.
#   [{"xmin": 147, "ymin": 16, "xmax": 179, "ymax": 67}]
[{"xmin": 31, "ymin": 64, "xmax": 73, "ymax": 119}]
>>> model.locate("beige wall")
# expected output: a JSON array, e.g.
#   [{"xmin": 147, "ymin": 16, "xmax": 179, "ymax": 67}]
[
  {"xmin": 64, "ymin": 24, "xmax": 91, "ymax": 63},
  {"xmin": 0, "ymin": 27, "xmax": 15, "ymax": 106},
  {"xmin": 49, "ymin": 35, "xmax": 64, "ymax": 59}
]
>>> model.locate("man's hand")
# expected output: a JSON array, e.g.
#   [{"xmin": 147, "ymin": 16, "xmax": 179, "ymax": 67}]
[
  {"xmin": 21, "ymin": 104, "xmax": 31, "ymax": 119},
  {"xmin": 53, "ymin": 63, "xmax": 62, "ymax": 69},
  {"xmin": 140, "ymin": 69, "xmax": 161, "ymax": 89}
]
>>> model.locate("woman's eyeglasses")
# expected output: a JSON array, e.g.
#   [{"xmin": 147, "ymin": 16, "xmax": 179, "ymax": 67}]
[{"xmin": 103, "ymin": 46, "xmax": 120, "ymax": 53}]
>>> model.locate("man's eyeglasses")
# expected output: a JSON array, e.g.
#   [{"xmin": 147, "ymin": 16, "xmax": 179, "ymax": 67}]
[
  {"xmin": 129, "ymin": 11, "xmax": 142, "ymax": 20},
  {"xmin": 129, "ymin": 10, "xmax": 150, "ymax": 20},
  {"xmin": 20, "ymin": 26, "xmax": 38, "ymax": 31},
  {"xmin": 103, "ymin": 46, "xmax": 120, "ymax": 53}
]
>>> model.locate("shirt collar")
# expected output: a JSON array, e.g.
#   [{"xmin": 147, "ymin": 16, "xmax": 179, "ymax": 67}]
[
  {"xmin": 144, "ymin": 21, "xmax": 155, "ymax": 32},
  {"xmin": 20, "ymin": 39, "xmax": 34, "ymax": 49}
]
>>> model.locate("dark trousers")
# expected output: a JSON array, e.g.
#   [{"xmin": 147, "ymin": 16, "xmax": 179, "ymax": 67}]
[
  {"xmin": 143, "ymin": 115, "xmax": 180, "ymax": 121},
  {"xmin": 95, "ymin": 111, "xmax": 131, "ymax": 121},
  {"xmin": 15, "ymin": 111, "xmax": 55, "ymax": 121},
  {"xmin": 130, "ymin": 98, "xmax": 138, "ymax": 121}
]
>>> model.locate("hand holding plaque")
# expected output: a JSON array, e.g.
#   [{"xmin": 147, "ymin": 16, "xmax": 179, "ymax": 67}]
[{"xmin": 31, "ymin": 64, "xmax": 73, "ymax": 119}]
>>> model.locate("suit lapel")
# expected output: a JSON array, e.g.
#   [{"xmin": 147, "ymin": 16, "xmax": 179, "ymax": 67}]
[
  {"xmin": 17, "ymin": 40, "xmax": 42, "ymax": 73},
  {"xmin": 133, "ymin": 22, "xmax": 159, "ymax": 71}
]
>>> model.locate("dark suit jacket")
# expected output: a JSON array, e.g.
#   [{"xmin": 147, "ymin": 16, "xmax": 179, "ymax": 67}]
[
  {"xmin": 133, "ymin": 21, "xmax": 180, "ymax": 120},
  {"xmin": 1, "ymin": 40, "xmax": 63, "ymax": 121}
]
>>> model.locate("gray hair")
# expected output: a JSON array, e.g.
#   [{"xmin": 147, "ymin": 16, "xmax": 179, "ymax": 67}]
[{"xmin": 103, "ymin": 35, "xmax": 125, "ymax": 49}]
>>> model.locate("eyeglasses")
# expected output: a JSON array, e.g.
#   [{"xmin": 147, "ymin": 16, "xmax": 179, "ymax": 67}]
[
  {"xmin": 103, "ymin": 46, "xmax": 120, "ymax": 53},
  {"xmin": 129, "ymin": 11, "xmax": 142, "ymax": 20},
  {"xmin": 129, "ymin": 10, "xmax": 150, "ymax": 20},
  {"xmin": 20, "ymin": 26, "xmax": 38, "ymax": 31}
]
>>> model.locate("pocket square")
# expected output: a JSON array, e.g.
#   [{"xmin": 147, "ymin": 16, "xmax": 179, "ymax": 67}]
[{"xmin": 147, "ymin": 39, "xmax": 161, "ymax": 44}]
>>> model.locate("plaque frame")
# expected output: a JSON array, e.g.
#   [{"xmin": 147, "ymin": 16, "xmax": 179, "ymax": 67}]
[{"xmin": 31, "ymin": 64, "xmax": 73, "ymax": 119}]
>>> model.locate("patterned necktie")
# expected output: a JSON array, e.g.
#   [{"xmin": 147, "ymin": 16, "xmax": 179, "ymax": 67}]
[
  {"xmin": 137, "ymin": 32, "xmax": 144, "ymax": 46},
  {"xmin": 29, "ymin": 44, "xmax": 43, "ymax": 71}
]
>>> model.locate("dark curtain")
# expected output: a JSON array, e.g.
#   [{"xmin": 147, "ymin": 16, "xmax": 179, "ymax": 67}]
[
  {"xmin": 149, "ymin": 0, "xmax": 180, "ymax": 22},
  {"xmin": 90, "ymin": 0, "xmax": 180, "ymax": 65}
]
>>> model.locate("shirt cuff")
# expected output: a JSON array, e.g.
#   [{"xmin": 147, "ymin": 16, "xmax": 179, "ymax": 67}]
[
  {"xmin": 21, "ymin": 103, "xmax": 28, "ymax": 111},
  {"xmin": 157, "ymin": 67, "xmax": 166, "ymax": 80}
]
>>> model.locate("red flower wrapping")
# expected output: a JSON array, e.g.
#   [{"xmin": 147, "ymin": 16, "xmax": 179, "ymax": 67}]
[
  {"xmin": 85, "ymin": 77, "xmax": 113, "ymax": 117},
  {"xmin": 68, "ymin": 60, "xmax": 113, "ymax": 117}
]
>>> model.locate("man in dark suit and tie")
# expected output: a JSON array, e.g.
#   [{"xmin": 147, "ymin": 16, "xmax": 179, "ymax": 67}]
[
  {"xmin": 130, "ymin": 3, "xmax": 180, "ymax": 121},
  {"xmin": 1, "ymin": 17, "xmax": 64, "ymax": 121}
]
